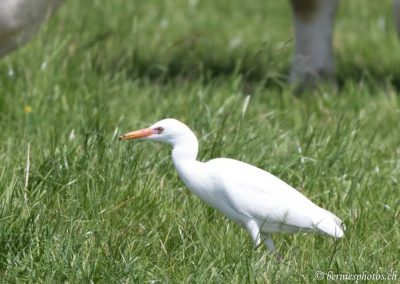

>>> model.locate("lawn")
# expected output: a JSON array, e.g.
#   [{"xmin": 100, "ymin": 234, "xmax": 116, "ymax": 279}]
[{"xmin": 0, "ymin": 0, "xmax": 399, "ymax": 283}]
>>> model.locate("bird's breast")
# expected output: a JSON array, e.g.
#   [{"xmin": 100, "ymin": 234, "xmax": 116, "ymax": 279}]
[{"xmin": 176, "ymin": 165, "xmax": 246, "ymax": 225}]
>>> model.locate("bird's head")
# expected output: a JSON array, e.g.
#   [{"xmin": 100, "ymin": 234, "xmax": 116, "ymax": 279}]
[{"xmin": 119, "ymin": 118, "xmax": 195, "ymax": 146}]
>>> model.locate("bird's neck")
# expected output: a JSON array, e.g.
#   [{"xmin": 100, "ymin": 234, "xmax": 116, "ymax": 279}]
[
  {"xmin": 171, "ymin": 134, "xmax": 206, "ymax": 191},
  {"xmin": 172, "ymin": 134, "xmax": 198, "ymax": 162},
  {"xmin": 171, "ymin": 133, "xmax": 200, "ymax": 175}
]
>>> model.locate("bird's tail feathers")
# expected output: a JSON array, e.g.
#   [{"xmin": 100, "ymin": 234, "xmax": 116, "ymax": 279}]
[{"xmin": 315, "ymin": 210, "xmax": 345, "ymax": 238}]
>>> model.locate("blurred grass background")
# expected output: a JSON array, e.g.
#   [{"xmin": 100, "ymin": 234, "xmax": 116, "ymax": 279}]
[{"xmin": 0, "ymin": 0, "xmax": 399, "ymax": 282}]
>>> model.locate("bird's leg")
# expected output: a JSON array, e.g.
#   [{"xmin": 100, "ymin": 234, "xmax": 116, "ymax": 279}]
[
  {"xmin": 264, "ymin": 237, "xmax": 275, "ymax": 252},
  {"xmin": 261, "ymin": 233, "xmax": 283, "ymax": 261},
  {"xmin": 245, "ymin": 220, "xmax": 262, "ymax": 248}
]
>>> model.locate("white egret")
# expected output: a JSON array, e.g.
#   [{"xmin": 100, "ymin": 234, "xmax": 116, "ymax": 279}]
[{"xmin": 119, "ymin": 118, "xmax": 344, "ymax": 253}]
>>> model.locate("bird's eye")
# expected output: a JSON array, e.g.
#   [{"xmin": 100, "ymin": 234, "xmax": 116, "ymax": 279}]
[{"xmin": 156, "ymin": 127, "xmax": 164, "ymax": 134}]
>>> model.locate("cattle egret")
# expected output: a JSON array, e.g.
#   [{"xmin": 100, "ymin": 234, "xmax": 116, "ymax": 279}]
[{"xmin": 119, "ymin": 118, "xmax": 344, "ymax": 254}]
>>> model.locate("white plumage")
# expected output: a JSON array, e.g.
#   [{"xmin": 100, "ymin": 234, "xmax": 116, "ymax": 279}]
[{"xmin": 119, "ymin": 118, "xmax": 344, "ymax": 253}]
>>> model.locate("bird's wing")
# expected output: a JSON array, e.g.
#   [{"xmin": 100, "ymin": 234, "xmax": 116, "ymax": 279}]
[{"xmin": 206, "ymin": 158, "xmax": 343, "ymax": 237}]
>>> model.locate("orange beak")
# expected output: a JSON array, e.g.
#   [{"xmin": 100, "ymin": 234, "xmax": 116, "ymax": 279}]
[{"xmin": 119, "ymin": 128, "xmax": 154, "ymax": 141}]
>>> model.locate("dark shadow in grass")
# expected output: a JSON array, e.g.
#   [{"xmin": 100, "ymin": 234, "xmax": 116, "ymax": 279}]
[
  {"xmin": 83, "ymin": 33, "xmax": 291, "ymax": 93},
  {"xmin": 82, "ymin": 32, "xmax": 400, "ymax": 93},
  {"xmin": 119, "ymin": 53, "xmax": 290, "ymax": 94},
  {"xmin": 108, "ymin": 52, "xmax": 400, "ymax": 94},
  {"xmin": 337, "ymin": 57, "xmax": 400, "ymax": 92}
]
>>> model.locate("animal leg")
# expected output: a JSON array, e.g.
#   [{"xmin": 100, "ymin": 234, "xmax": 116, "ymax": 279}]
[
  {"xmin": 289, "ymin": 0, "xmax": 339, "ymax": 91},
  {"xmin": 394, "ymin": 0, "xmax": 400, "ymax": 37},
  {"xmin": 263, "ymin": 236, "xmax": 276, "ymax": 252},
  {"xmin": 245, "ymin": 220, "xmax": 261, "ymax": 248},
  {"xmin": 261, "ymin": 233, "xmax": 283, "ymax": 261}
]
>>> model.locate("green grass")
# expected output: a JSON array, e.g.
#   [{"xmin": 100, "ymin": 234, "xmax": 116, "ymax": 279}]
[{"xmin": 0, "ymin": 0, "xmax": 399, "ymax": 282}]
